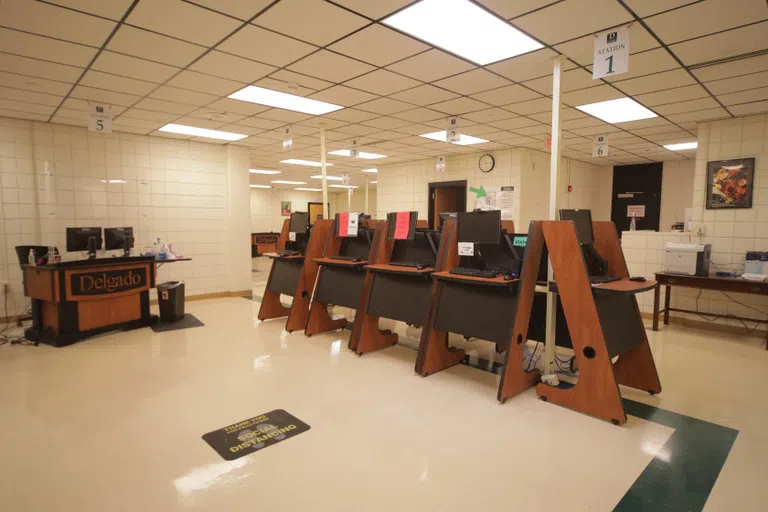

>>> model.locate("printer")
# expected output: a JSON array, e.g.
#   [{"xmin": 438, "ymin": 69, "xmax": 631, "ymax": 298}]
[{"xmin": 663, "ymin": 243, "xmax": 711, "ymax": 276}]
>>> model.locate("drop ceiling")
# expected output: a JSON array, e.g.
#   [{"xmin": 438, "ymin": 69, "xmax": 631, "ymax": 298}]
[{"xmin": 0, "ymin": 0, "xmax": 766, "ymax": 189}]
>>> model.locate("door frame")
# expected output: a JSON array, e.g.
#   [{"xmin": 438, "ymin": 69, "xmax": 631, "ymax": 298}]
[
  {"xmin": 307, "ymin": 202, "xmax": 330, "ymax": 225},
  {"xmin": 428, "ymin": 180, "xmax": 467, "ymax": 230}
]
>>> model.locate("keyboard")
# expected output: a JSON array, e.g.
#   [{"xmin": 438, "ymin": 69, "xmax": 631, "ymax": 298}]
[
  {"xmin": 390, "ymin": 261, "xmax": 429, "ymax": 268},
  {"xmin": 449, "ymin": 267, "xmax": 498, "ymax": 278},
  {"xmin": 589, "ymin": 275, "xmax": 621, "ymax": 284},
  {"xmin": 329, "ymin": 255, "xmax": 361, "ymax": 262},
  {"xmin": 277, "ymin": 250, "xmax": 300, "ymax": 257}
]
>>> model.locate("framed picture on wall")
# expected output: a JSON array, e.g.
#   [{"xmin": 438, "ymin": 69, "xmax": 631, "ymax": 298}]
[
  {"xmin": 706, "ymin": 158, "xmax": 755, "ymax": 209},
  {"xmin": 280, "ymin": 201, "xmax": 292, "ymax": 216}
]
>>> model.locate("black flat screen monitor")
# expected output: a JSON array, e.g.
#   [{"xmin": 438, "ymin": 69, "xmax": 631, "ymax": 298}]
[
  {"xmin": 104, "ymin": 227, "xmax": 134, "ymax": 250},
  {"xmin": 335, "ymin": 212, "xmax": 359, "ymax": 238},
  {"xmin": 509, "ymin": 233, "xmax": 549, "ymax": 283},
  {"xmin": 559, "ymin": 209, "xmax": 594, "ymax": 245},
  {"xmin": 66, "ymin": 227, "xmax": 102, "ymax": 252},
  {"xmin": 289, "ymin": 212, "xmax": 308, "ymax": 233},
  {"xmin": 386, "ymin": 211, "xmax": 418, "ymax": 240},
  {"xmin": 457, "ymin": 210, "xmax": 501, "ymax": 244}
]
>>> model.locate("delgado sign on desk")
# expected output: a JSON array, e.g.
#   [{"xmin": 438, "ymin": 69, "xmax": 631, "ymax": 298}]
[{"xmin": 70, "ymin": 267, "xmax": 148, "ymax": 295}]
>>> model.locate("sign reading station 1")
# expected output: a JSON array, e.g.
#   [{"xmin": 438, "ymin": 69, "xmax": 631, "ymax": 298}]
[
  {"xmin": 70, "ymin": 267, "xmax": 148, "ymax": 296},
  {"xmin": 593, "ymin": 25, "xmax": 630, "ymax": 79},
  {"xmin": 203, "ymin": 409, "xmax": 311, "ymax": 461}
]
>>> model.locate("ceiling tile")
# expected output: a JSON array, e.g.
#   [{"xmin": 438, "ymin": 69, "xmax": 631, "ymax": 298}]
[
  {"xmin": 523, "ymin": 67, "xmax": 595, "ymax": 94},
  {"xmin": 126, "ymin": 0, "xmax": 241, "ymax": 46},
  {"xmin": 44, "ymin": 0, "xmax": 134, "ymax": 20},
  {"xmin": 478, "ymin": 0, "xmax": 560, "ymax": 19},
  {"xmin": 653, "ymin": 97, "xmax": 721, "ymax": 115},
  {"xmin": 0, "ymin": 71, "xmax": 71, "ymax": 96},
  {"xmin": 611, "ymin": 0, "xmax": 698, "ymax": 18},
  {"xmin": 171, "ymin": 116, "xmax": 228, "ymax": 130},
  {"xmin": 309, "ymin": 85, "xmax": 379, "ymax": 107},
  {"xmin": 355, "ymin": 97, "xmax": 413, "ymax": 115},
  {"xmin": 470, "ymin": 84, "xmax": 542, "ymax": 106},
  {"xmin": 692, "ymin": 54, "xmax": 768, "ymax": 82},
  {"xmin": 330, "ymin": 0, "xmax": 415, "ymax": 19},
  {"xmin": 386, "ymin": 50, "xmax": 475, "ymax": 82},
  {"xmin": 186, "ymin": 0, "xmax": 274, "ymax": 20},
  {"xmin": 149, "ymin": 86, "xmax": 218, "ymax": 106},
  {"xmin": 134, "ymin": 97, "xmax": 198, "ymax": 115},
  {"xmin": 487, "ymin": 48, "xmax": 560, "ymax": 82},
  {"xmin": 488, "ymin": 116, "xmax": 539, "ymax": 131},
  {"xmin": 462, "ymin": 108, "xmax": 519, "ymax": 123},
  {"xmin": 254, "ymin": 78, "xmax": 315, "ymax": 98},
  {"xmin": 361, "ymin": 116, "xmax": 412, "ymax": 130},
  {"xmin": 329, "ymin": 24, "xmax": 428, "ymax": 67},
  {"xmin": 120, "ymin": 108, "xmax": 178, "ymax": 123},
  {"xmin": 670, "ymin": 22, "xmax": 768, "ymax": 66},
  {"xmin": 108, "ymin": 25, "xmax": 206, "ymax": 66},
  {"xmin": 344, "ymin": 69, "xmax": 421, "ymax": 96},
  {"xmin": 255, "ymin": 0, "xmax": 369, "ymax": 46},
  {"xmin": 513, "ymin": 0, "xmax": 633, "ymax": 45},
  {"xmin": 706, "ymin": 72, "xmax": 768, "ymax": 95},
  {"xmin": 324, "ymin": 108, "xmax": 379, "ymax": 123},
  {"xmin": 288, "ymin": 50, "xmax": 376, "ymax": 83},
  {"xmin": 389, "ymin": 84, "xmax": 459, "ymax": 106},
  {"xmin": 258, "ymin": 109, "xmax": 313, "ymax": 123},
  {"xmin": 237, "ymin": 116, "xmax": 285, "ymax": 130},
  {"xmin": 3, "ymin": 109, "xmax": 53, "ymax": 122},
  {"xmin": 0, "ymin": 0, "xmax": 115, "ymax": 46},
  {"xmin": 217, "ymin": 25, "xmax": 317, "ymax": 67},
  {"xmin": 603, "ymin": 49, "xmax": 680, "ymax": 82},
  {"xmin": 433, "ymin": 69, "xmax": 511, "ymax": 96},
  {"xmin": 729, "ymin": 100, "xmax": 768, "ymax": 116},
  {"xmin": 0, "ymin": 86, "xmax": 61, "ymax": 107},
  {"xmin": 719, "ymin": 88, "xmax": 768, "ymax": 106},
  {"xmin": 390, "ymin": 108, "xmax": 445, "ymax": 123},
  {"xmin": 70, "ymin": 85, "xmax": 140, "ymax": 107},
  {"xmin": 644, "ymin": 0, "xmax": 766, "ymax": 45},
  {"xmin": 270, "ymin": 70, "xmax": 334, "ymax": 91},
  {"xmin": 166, "ymin": 70, "xmax": 244, "ymax": 95},
  {"xmin": 0, "ymin": 27, "xmax": 96, "ymax": 67},
  {"xmin": 0, "ymin": 99, "xmax": 56, "ymax": 116},
  {"xmin": 611, "ymin": 69, "xmax": 695, "ymax": 95},
  {"xmin": 0, "ymin": 53, "xmax": 82, "ymax": 83},
  {"xmin": 511, "ymin": 123, "xmax": 551, "ymax": 136},
  {"xmin": 204, "ymin": 98, "xmax": 271, "ymax": 116},
  {"xmin": 429, "ymin": 97, "xmax": 488, "ymax": 115},
  {"xmin": 665, "ymin": 107, "xmax": 731, "ymax": 123},
  {"xmin": 80, "ymin": 70, "xmax": 156, "ymax": 96},
  {"xmin": 188, "ymin": 108, "xmax": 247, "ymax": 124},
  {"xmin": 503, "ymin": 97, "xmax": 553, "ymax": 114},
  {"xmin": 91, "ymin": 51, "xmax": 179, "ymax": 83},
  {"xmin": 334, "ymin": 124, "xmax": 381, "ymax": 136},
  {"xmin": 634, "ymin": 84, "xmax": 710, "ymax": 106},
  {"xmin": 562, "ymin": 84, "xmax": 624, "ymax": 105},
  {"xmin": 110, "ymin": 117, "xmax": 162, "ymax": 130},
  {"xmin": 190, "ymin": 51, "xmax": 276, "ymax": 83}
]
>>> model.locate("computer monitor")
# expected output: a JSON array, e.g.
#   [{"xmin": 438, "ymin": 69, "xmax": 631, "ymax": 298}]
[
  {"xmin": 335, "ymin": 212, "xmax": 359, "ymax": 238},
  {"xmin": 457, "ymin": 210, "xmax": 501, "ymax": 244},
  {"xmin": 289, "ymin": 212, "xmax": 308, "ymax": 233},
  {"xmin": 559, "ymin": 209, "xmax": 594, "ymax": 245},
  {"xmin": 66, "ymin": 227, "xmax": 102, "ymax": 259},
  {"xmin": 104, "ymin": 227, "xmax": 134, "ymax": 251},
  {"xmin": 386, "ymin": 212, "xmax": 418, "ymax": 240}
]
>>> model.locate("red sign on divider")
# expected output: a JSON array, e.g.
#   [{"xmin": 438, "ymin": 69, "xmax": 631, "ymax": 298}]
[
  {"xmin": 394, "ymin": 212, "xmax": 411, "ymax": 239},
  {"xmin": 338, "ymin": 212, "xmax": 349, "ymax": 237}
]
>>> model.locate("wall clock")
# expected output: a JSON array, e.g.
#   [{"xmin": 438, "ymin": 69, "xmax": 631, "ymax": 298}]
[{"xmin": 479, "ymin": 153, "xmax": 495, "ymax": 173}]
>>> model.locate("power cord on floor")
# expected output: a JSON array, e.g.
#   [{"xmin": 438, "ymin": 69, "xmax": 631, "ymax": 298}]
[{"xmin": 691, "ymin": 289, "xmax": 765, "ymax": 336}]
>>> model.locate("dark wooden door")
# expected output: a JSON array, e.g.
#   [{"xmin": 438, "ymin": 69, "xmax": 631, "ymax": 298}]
[{"xmin": 610, "ymin": 163, "xmax": 663, "ymax": 234}]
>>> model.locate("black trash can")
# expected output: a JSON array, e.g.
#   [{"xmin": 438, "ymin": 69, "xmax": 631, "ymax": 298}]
[{"xmin": 157, "ymin": 281, "xmax": 185, "ymax": 323}]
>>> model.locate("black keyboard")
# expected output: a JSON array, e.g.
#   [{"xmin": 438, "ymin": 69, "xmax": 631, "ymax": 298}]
[
  {"xmin": 589, "ymin": 275, "xmax": 621, "ymax": 284},
  {"xmin": 330, "ymin": 255, "xmax": 361, "ymax": 262},
  {"xmin": 390, "ymin": 261, "xmax": 428, "ymax": 268},
  {"xmin": 449, "ymin": 268, "xmax": 497, "ymax": 278},
  {"xmin": 277, "ymin": 250, "xmax": 300, "ymax": 257}
]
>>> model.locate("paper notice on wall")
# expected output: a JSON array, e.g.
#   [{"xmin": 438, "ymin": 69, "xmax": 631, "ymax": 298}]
[
  {"xmin": 474, "ymin": 186, "xmax": 515, "ymax": 220},
  {"xmin": 627, "ymin": 205, "xmax": 645, "ymax": 218}
]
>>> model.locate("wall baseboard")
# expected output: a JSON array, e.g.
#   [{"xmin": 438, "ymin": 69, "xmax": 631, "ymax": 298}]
[
  {"xmin": 149, "ymin": 289, "xmax": 252, "ymax": 305},
  {"xmin": 640, "ymin": 312, "xmax": 767, "ymax": 338}
]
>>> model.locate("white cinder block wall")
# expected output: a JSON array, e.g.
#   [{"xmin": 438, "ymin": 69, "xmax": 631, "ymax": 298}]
[
  {"xmin": 250, "ymin": 188, "xmax": 327, "ymax": 233},
  {"xmin": 622, "ymin": 114, "xmax": 768, "ymax": 333},
  {"xmin": 0, "ymin": 117, "xmax": 253, "ymax": 317}
]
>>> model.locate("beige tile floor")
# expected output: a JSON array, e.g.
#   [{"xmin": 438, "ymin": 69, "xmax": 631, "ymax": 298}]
[{"xmin": 0, "ymin": 258, "xmax": 764, "ymax": 511}]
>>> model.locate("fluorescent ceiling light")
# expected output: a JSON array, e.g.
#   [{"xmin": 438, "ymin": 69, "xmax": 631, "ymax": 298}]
[
  {"xmin": 383, "ymin": 0, "xmax": 543, "ymax": 65},
  {"xmin": 249, "ymin": 184, "xmax": 272, "ymax": 189},
  {"xmin": 271, "ymin": 180, "xmax": 307, "ymax": 185},
  {"xmin": 249, "ymin": 169, "xmax": 281, "ymax": 175},
  {"xmin": 330, "ymin": 184, "xmax": 359, "ymax": 189},
  {"xmin": 280, "ymin": 159, "xmax": 333, "ymax": 167},
  {"xmin": 100, "ymin": 179, "xmax": 127, "ymax": 183},
  {"xmin": 420, "ymin": 131, "xmax": 488, "ymax": 145},
  {"xmin": 664, "ymin": 142, "xmax": 698, "ymax": 151},
  {"xmin": 296, "ymin": 187, "xmax": 323, "ymax": 192},
  {"xmin": 370, "ymin": 180, "xmax": 378, "ymax": 184},
  {"xmin": 310, "ymin": 175, "xmax": 343, "ymax": 181},
  {"xmin": 361, "ymin": 168, "xmax": 378, "ymax": 174},
  {"xmin": 229, "ymin": 85, "xmax": 343, "ymax": 115},
  {"xmin": 158, "ymin": 123, "xmax": 247, "ymax": 141},
  {"xmin": 575, "ymin": 98, "xmax": 657, "ymax": 124},
  {"xmin": 328, "ymin": 149, "xmax": 387, "ymax": 159}
]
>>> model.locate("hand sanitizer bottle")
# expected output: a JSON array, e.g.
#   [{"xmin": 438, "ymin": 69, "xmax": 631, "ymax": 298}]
[{"xmin": 629, "ymin": 214, "xmax": 637, "ymax": 231}]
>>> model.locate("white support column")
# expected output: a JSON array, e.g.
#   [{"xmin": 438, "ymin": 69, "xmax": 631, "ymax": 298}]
[
  {"xmin": 347, "ymin": 187, "xmax": 352, "ymax": 210},
  {"xmin": 365, "ymin": 178, "xmax": 369, "ymax": 214},
  {"xmin": 320, "ymin": 128, "xmax": 328, "ymax": 219},
  {"xmin": 225, "ymin": 145, "xmax": 253, "ymax": 295},
  {"xmin": 542, "ymin": 56, "xmax": 564, "ymax": 386}
]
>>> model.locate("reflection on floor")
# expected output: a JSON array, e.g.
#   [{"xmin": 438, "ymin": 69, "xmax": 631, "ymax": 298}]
[{"xmin": 0, "ymin": 258, "xmax": 762, "ymax": 511}]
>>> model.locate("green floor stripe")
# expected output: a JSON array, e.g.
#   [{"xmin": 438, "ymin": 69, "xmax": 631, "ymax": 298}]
[{"xmin": 616, "ymin": 399, "xmax": 738, "ymax": 512}]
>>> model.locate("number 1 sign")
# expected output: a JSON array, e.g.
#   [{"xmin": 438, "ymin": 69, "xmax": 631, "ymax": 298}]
[{"xmin": 593, "ymin": 25, "xmax": 630, "ymax": 80}]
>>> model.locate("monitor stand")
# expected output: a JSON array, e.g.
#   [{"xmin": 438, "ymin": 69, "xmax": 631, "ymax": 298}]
[
  {"xmin": 582, "ymin": 243, "xmax": 608, "ymax": 277},
  {"xmin": 87, "ymin": 237, "xmax": 98, "ymax": 260}
]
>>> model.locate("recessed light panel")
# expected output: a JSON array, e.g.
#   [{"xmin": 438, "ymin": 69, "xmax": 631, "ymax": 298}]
[
  {"xmin": 249, "ymin": 184, "xmax": 272, "ymax": 188},
  {"xmin": 158, "ymin": 123, "xmax": 248, "ymax": 141},
  {"xmin": 361, "ymin": 168, "xmax": 378, "ymax": 174},
  {"xmin": 328, "ymin": 149, "xmax": 387, "ymax": 159},
  {"xmin": 271, "ymin": 180, "xmax": 307, "ymax": 185},
  {"xmin": 310, "ymin": 175, "xmax": 343, "ymax": 181},
  {"xmin": 249, "ymin": 169, "xmax": 281, "ymax": 174},
  {"xmin": 420, "ymin": 131, "xmax": 489, "ymax": 145},
  {"xmin": 330, "ymin": 184, "xmax": 359, "ymax": 189},
  {"xmin": 296, "ymin": 187, "xmax": 323, "ymax": 191},
  {"xmin": 229, "ymin": 85, "xmax": 343, "ymax": 115},
  {"xmin": 575, "ymin": 98, "xmax": 658, "ymax": 124},
  {"xmin": 383, "ymin": 0, "xmax": 543, "ymax": 65},
  {"xmin": 664, "ymin": 142, "xmax": 698, "ymax": 151},
  {"xmin": 280, "ymin": 159, "xmax": 334, "ymax": 167}
]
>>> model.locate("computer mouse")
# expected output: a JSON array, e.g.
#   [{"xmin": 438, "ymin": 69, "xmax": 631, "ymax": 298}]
[
  {"xmin": 629, "ymin": 276, "xmax": 646, "ymax": 282},
  {"xmin": 502, "ymin": 273, "xmax": 513, "ymax": 281},
  {"xmin": 417, "ymin": 263, "xmax": 427, "ymax": 270}
]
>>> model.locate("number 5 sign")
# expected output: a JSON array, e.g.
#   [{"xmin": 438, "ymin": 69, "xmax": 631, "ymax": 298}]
[
  {"xmin": 88, "ymin": 103, "xmax": 113, "ymax": 134},
  {"xmin": 593, "ymin": 25, "xmax": 630, "ymax": 80}
]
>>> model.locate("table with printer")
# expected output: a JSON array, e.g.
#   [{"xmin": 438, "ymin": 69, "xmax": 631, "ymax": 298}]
[{"xmin": 653, "ymin": 244, "xmax": 768, "ymax": 348}]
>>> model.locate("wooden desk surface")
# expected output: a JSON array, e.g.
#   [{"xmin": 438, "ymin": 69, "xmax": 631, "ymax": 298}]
[
  {"xmin": 314, "ymin": 257, "xmax": 368, "ymax": 267},
  {"xmin": 432, "ymin": 270, "xmax": 519, "ymax": 287},
  {"xmin": 592, "ymin": 278, "xmax": 657, "ymax": 294},
  {"xmin": 365, "ymin": 263, "xmax": 434, "ymax": 275},
  {"xmin": 655, "ymin": 272, "xmax": 768, "ymax": 293},
  {"xmin": 264, "ymin": 252, "xmax": 304, "ymax": 260}
]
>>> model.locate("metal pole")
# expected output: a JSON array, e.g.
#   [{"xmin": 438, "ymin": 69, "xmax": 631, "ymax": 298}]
[
  {"xmin": 320, "ymin": 128, "xmax": 328, "ymax": 219},
  {"xmin": 365, "ymin": 177, "xmax": 369, "ymax": 214},
  {"xmin": 542, "ymin": 56, "xmax": 564, "ymax": 387}
]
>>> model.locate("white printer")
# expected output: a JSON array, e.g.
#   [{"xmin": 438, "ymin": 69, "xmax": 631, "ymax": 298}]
[{"xmin": 663, "ymin": 243, "xmax": 711, "ymax": 276}]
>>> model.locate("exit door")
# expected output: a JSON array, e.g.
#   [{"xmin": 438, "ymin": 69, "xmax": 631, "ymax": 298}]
[{"xmin": 610, "ymin": 163, "xmax": 663, "ymax": 234}]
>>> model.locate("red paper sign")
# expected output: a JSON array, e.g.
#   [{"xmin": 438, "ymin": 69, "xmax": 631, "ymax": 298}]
[
  {"xmin": 338, "ymin": 212, "xmax": 349, "ymax": 237},
  {"xmin": 394, "ymin": 212, "xmax": 411, "ymax": 240}
]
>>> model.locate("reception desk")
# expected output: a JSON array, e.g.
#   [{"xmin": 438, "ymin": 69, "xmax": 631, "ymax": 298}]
[{"xmin": 23, "ymin": 256, "xmax": 156, "ymax": 346}]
